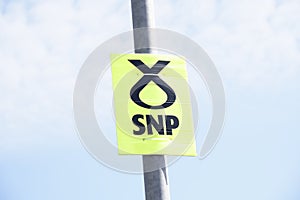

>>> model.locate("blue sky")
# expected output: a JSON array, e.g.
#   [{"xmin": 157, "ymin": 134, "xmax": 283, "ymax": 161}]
[{"xmin": 0, "ymin": 0, "xmax": 300, "ymax": 199}]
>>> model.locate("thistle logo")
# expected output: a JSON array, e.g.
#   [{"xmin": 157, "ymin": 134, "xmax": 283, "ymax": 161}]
[{"xmin": 129, "ymin": 59, "xmax": 176, "ymax": 109}]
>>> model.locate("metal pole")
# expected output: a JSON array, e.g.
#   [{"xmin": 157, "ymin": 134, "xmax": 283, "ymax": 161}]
[{"xmin": 130, "ymin": 0, "xmax": 170, "ymax": 200}]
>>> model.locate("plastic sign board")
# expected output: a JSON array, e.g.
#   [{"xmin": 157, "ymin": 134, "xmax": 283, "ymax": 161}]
[{"xmin": 111, "ymin": 54, "xmax": 197, "ymax": 156}]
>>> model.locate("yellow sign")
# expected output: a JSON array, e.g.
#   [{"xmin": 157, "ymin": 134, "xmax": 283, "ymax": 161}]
[{"xmin": 111, "ymin": 54, "xmax": 197, "ymax": 156}]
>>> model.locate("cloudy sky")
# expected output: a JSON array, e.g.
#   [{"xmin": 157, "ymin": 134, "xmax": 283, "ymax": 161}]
[{"xmin": 0, "ymin": 0, "xmax": 300, "ymax": 199}]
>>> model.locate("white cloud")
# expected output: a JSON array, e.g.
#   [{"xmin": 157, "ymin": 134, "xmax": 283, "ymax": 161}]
[
  {"xmin": 0, "ymin": 0, "xmax": 130, "ymax": 151},
  {"xmin": 155, "ymin": 0, "xmax": 300, "ymax": 88},
  {"xmin": 0, "ymin": 0, "xmax": 299, "ymax": 151}
]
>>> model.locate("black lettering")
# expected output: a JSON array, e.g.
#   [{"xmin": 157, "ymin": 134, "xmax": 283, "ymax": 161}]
[
  {"xmin": 132, "ymin": 114, "xmax": 145, "ymax": 135},
  {"xmin": 146, "ymin": 115, "xmax": 164, "ymax": 135},
  {"xmin": 165, "ymin": 115, "xmax": 179, "ymax": 135}
]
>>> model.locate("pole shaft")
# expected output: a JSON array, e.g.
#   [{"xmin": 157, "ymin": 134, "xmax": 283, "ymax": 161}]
[{"xmin": 130, "ymin": 0, "xmax": 170, "ymax": 200}]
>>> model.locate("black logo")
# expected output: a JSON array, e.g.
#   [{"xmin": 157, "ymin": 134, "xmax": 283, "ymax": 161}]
[{"xmin": 128, "ymin": 59, "xmax": 176, "ymax": 109}]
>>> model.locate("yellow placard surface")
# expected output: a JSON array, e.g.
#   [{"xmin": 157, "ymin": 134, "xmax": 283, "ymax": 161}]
[{"xmin": 111, "ymin": 54, "xmax": 197, "ymax": 156}]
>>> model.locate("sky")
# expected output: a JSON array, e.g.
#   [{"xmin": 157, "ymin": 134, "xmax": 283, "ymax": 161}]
[{"xmin": 0, "ymin": 0, "xmax": 300, "ymax": 199}]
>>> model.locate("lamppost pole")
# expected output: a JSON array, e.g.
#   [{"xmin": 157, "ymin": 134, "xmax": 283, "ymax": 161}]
[{"xmin": 130, "ymin": 0, "xmax": 171, "ymax": 199}]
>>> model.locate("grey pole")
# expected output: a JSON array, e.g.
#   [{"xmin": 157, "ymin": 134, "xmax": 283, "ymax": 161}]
[{"xmin": 130, "ymin": 0, "xmax": 171, "ymax": 200}]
